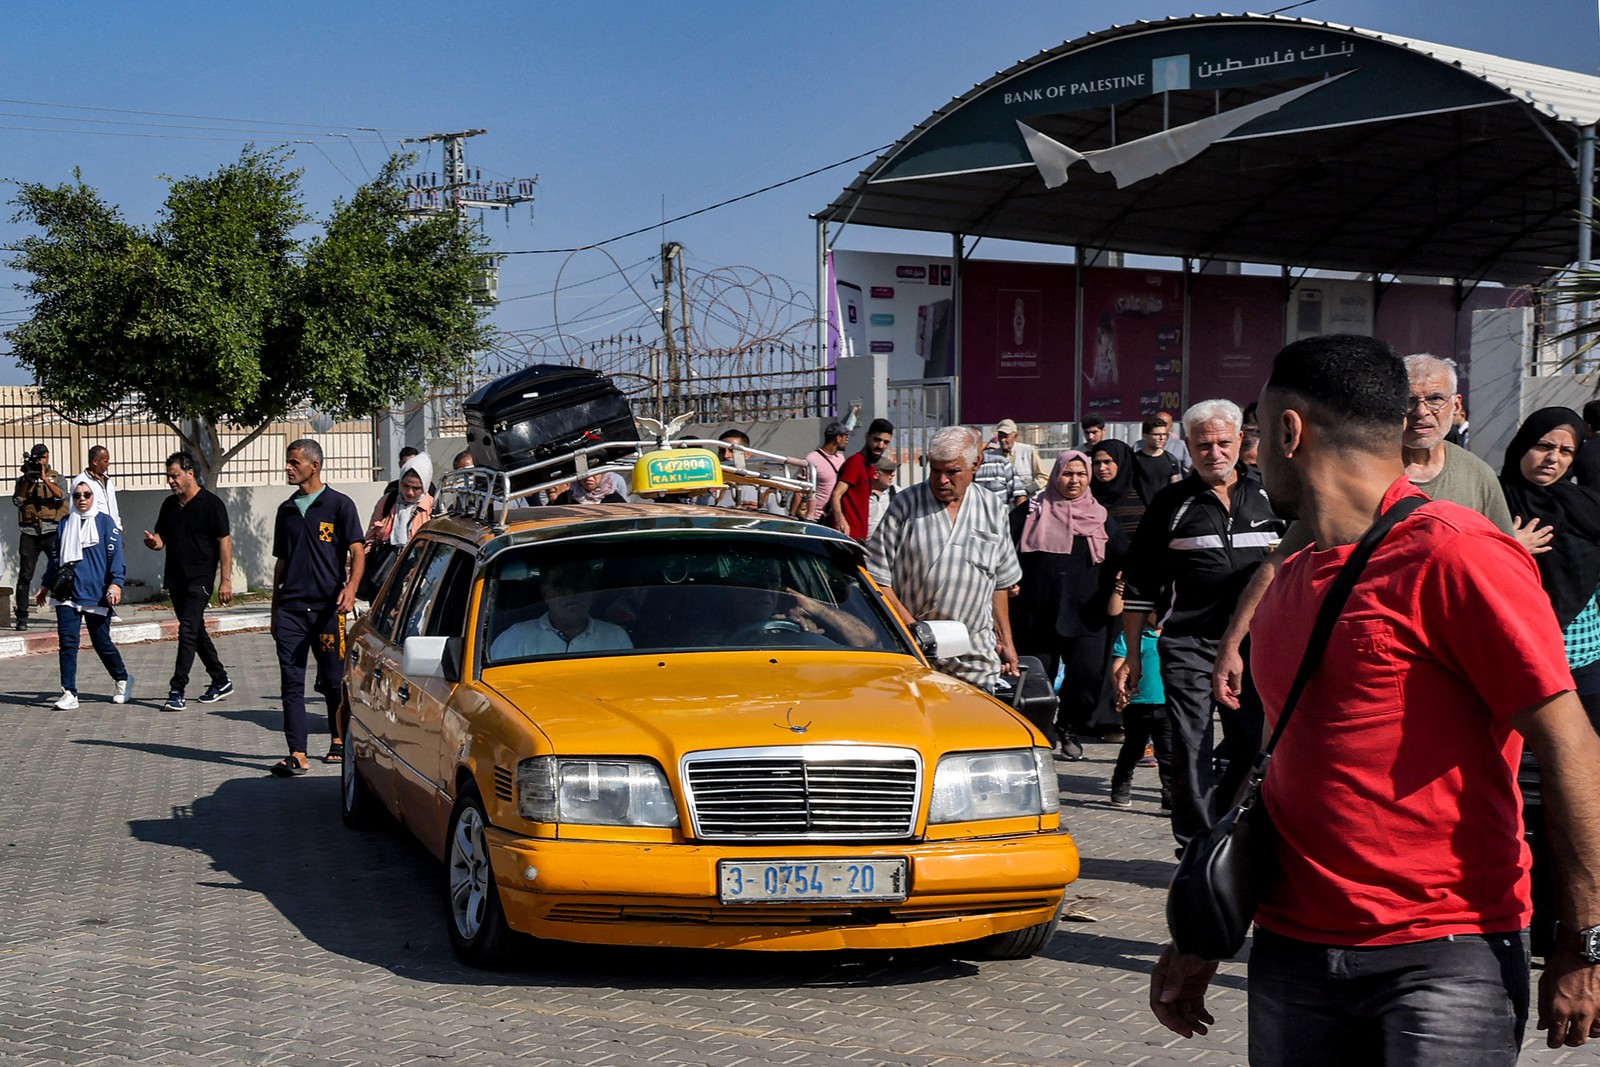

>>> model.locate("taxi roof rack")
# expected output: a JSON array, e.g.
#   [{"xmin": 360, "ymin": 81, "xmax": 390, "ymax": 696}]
[{"xmin": 436, "ymin": 434, "xmax": 817, "ymax": 532}]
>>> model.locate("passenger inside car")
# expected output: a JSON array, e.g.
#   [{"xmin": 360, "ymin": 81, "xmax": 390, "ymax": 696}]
[{"xmin": 488, "ymin": 561, "xmax": 634, "ymax": 660}]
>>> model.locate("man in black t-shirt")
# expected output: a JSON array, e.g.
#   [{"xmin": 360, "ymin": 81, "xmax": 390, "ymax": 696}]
[
  {"xmin": 1133, "ymin": 416, "xmax": 1182, "ymax": 504},
  {"xmin": 144, "ymin": 452, "xmax": 234, "ymax": 711},
  {"xmin": 270, "ymin": 439, "xmax": 365, "ymax": 777}
]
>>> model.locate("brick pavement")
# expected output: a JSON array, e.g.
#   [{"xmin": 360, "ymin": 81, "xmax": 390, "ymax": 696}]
[{"xmin": 0, "ymin": 634, "xmax": 1581, "ymax": 1066}]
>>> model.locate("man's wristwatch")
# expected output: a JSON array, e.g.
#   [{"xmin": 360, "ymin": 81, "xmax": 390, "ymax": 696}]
[{"xmin": 1556, "ymin": 922, "xmax": 1600, "ymax": 964}]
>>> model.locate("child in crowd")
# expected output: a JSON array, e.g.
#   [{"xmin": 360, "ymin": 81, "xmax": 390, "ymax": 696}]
[{"xmin": 1109, "ymin": 610, "xmax": 1174, "ymax": 809}]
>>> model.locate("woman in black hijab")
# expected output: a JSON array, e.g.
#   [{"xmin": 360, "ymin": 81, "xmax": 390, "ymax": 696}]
[
  {"xmin": 1501, "ymin": 407, "xmax": 1600, "ymax": 660},
  {"xmin": 1089, "ymin": 439, "xmax": 1148, "ymax": 539},
  {"xmin": 1499, "ymin": 405, "xmax": 1600, "ymax": 960}
]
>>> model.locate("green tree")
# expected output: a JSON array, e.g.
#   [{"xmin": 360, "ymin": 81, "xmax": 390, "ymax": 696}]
[{"xmin": 5, "ymin": 147, "xmax": 492, "ymax": 484}]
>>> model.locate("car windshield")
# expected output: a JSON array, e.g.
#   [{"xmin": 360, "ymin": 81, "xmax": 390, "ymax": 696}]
[{"xmin": 480, "ymin": 536, "xmax": 906, "ymax": 664}]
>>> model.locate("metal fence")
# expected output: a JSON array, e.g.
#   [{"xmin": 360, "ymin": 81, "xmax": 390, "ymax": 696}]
[
  {"xmin": 0, "ymin": 387, "xmax": 378, "ymax": 489},
  {"xmin": 490, "ymin": 337, "xmax": 836, "ymax": 424}
]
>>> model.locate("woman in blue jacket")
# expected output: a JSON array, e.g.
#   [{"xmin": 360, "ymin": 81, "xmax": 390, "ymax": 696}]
[{"xmin": 37, "ymin": 481, "xmax": 131, "ymax": 709}]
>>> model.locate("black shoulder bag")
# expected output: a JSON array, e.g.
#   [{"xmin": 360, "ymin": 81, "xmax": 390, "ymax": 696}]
[{"xmin": 1165, "ymin": 494, "xmax": 1426, "ymax": 960}]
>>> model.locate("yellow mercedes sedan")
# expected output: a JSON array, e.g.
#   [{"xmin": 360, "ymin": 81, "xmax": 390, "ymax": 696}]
[{"xmin": 341, "ymin": 449, "xmax": 1078, "ymax": 967}]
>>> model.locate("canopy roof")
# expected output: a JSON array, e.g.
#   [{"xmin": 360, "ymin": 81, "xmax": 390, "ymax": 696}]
[{"xmin": 816, "ymin": 14, "xmax": 1600, "ymax": 285}]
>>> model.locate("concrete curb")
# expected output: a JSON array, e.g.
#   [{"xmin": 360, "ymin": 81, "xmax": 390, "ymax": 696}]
[{"xmin": 0, "ymin": 610, "xmax": 272, "ymax": 660}]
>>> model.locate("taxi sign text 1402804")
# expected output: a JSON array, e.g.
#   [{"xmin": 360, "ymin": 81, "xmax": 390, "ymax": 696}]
[{"xmin": 718, "ymin": 858, "xmax": 908, "ymax": 903}]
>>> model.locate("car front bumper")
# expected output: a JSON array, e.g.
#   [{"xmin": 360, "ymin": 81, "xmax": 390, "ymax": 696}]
[{"xmin": 486, "ymin": 828, "xmax": 1079, "ymax": 951}]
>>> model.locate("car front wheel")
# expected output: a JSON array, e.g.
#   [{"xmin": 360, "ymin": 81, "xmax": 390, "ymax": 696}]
[
  {"xmin": 445, "ymin": 784, "xmax": 516, "ymax": 967},
  {"xmin": 968, "ymin": 897, "xmax": 1065, "ymax": 959}
]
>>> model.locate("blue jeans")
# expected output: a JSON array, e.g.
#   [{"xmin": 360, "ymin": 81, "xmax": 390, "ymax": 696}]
[
  {"xmin": 1248, "ymin": 927, "xmax": 1529, "ymax": 1066},
  {"xmin": 57, "ymin": 606, "xmax": 128, "ymax": 695}
]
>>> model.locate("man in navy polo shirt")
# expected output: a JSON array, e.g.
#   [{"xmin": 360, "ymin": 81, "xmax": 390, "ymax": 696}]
[{"xmin": 270, "ymin": 439, "xmax": 365, "ymax": 777}]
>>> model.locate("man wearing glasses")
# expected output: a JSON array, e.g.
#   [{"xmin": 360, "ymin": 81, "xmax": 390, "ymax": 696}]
[{"xmin": 1398, "ymin": 354, "xmax": 1514, "ymax": 532}]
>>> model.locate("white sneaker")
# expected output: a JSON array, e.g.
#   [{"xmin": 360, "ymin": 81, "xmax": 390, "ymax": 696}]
[
  {"xmin": 54, "ymin": 690, "xmax": 79, "ymax": 710},
  {"xmin": 113, "ymin": 675, "xmax": 134, "ymax": 705}
]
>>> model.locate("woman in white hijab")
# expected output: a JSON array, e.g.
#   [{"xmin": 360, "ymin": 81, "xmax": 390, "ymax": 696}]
[
  {"xmin": 367, "ymin": 453, "xmax": 435, "ymax": 548},
  {"xmin": 37, "ymin": 480, "xmax": 131, "ymax": 709},
  {"xmin": 360, "ymin": 453, "xmax": 436, "ymax": 601}
]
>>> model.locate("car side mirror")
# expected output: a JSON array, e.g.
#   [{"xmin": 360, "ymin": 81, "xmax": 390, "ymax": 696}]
[
  {"xmin": 403, "ymin": 636, "xmax": 451, "ymax": 679},
  {"xmin": 441, "ymin": 636, "xmax": 463, "ymax": 683},
  {"xmin": 911, "ymin": 620, "xmax": 973, "ymax": 660}
]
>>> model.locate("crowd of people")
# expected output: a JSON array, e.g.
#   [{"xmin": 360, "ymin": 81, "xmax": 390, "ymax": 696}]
[{"xmin": 14, "ymin": 340, "xmax": 1600, "ymax": 1053}]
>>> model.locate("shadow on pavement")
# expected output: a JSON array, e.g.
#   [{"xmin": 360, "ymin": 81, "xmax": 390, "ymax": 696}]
[
  {"xmin": 1076, "ymin": 854, "xmax": 1176, "ymax": 891},
  {"xmin": 1042, "ymin": 928, "xmax": 1249, "ymax": 991},
  {"xmin": 128, "ymin": 772, "xmax": 988, "ymax": 990},
  {"xmin": 76, "ymin": 737, "xmax": 273, "ymax": 772}
]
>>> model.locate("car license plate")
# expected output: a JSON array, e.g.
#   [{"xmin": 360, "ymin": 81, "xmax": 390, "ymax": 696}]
[{"xmin": 718, "ymin": 858, "xmax": 908, "ymax": 903}]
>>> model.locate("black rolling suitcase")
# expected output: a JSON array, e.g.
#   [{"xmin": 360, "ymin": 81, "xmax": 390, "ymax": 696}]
[{"xmin": 463, "ymin": 365, "xmax": 640, "ymax": 490}]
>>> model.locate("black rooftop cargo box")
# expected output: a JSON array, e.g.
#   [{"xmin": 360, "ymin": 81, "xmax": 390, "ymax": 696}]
[{"xmin": 463, "ymin": 365, "xmax": 640, "ymax": 490}]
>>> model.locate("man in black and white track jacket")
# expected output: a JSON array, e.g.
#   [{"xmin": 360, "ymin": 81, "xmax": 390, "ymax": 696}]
[{"xmin": 1119, "ymin": 398, "xmax": 1285, "ymax": 849}]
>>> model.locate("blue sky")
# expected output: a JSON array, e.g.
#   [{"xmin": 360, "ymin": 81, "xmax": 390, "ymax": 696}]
[{"xmin": 1, "ymin": 0, "xmax": 1596, "ymax": 386}]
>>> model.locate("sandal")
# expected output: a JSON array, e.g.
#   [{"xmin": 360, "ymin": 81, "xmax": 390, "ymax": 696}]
[
  {"xmin": 323, "ymin": 742, "xmax": 345, "ymax": 765},
  {"xmin": 270, "ymin": 756, "xmax": 309, "ymax": 778}
]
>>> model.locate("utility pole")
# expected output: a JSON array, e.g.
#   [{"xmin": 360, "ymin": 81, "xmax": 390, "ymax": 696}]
[
  {"xmin": 661, "ymin": 241, "xmax": 683, "ymax": 404},
  {"xmin": 381, "ymin": 129, "xmax": 538, "ymax": 473},
  {"xmin": 399, "ymin": 129, "xmax": 539, "ymax": 306}
]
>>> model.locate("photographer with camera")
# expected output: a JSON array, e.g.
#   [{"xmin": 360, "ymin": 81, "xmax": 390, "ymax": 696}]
[{"xmin": 11, "ymin": 443, "xmax": 67, "ymax": 630}]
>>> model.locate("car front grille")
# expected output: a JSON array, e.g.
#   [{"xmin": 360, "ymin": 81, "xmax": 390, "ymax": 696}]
[{"xmin": 681, "ymin": 745, "xmax": 921, "ymax": 841}]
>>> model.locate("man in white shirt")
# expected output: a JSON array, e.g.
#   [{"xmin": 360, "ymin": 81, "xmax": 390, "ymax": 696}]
[
  {"xmin": 71, "ymin": 445, "xmax": 121, "ymax": 530},
  {"xmin": 490, "ymin": 562, "xmax": 632, "ymax": 659}
]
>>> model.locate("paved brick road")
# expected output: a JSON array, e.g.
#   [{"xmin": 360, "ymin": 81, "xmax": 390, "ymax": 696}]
[{"xmin": 0, "ymin": 634, "xmax": 1579, "ymax": 1065}]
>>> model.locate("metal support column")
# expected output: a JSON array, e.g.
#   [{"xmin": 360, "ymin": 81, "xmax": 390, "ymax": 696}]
[
  {"xmin": 1074, "ymin": 246, "xmax": 1086, "ymax": 432},
  {"xmin": 951, "ymin": 232, "xmax": 964, "ymax": 425},
  {"xmin": 1580, "ymin": 126, "xmax": 1595, "ymax": 267},
  {"xmin": 817, "ymin": 220, "xmax": 831, "ymax": 412},
  {"xmin": 1181, "ymin": 258, "xmax": 1193, "ymax": 414},
  {"xmin": 1579, "ymin": 126, "xmax": 1595, "ymax": 368}
]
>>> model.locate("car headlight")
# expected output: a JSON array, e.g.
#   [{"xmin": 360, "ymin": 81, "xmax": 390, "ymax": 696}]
[
  {"xmin": 516, "ymin": 757, "xmax": 680, "ymax": 827},
  {"xmin": 928, "ymin": 748, "xmax": 1058, "ymax": 823}
]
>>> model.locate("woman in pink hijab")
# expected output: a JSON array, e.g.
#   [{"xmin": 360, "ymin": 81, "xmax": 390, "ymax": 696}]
[{"xmin": 1014, "ymin": 450, "xmax": 1131, "ymax": 760}]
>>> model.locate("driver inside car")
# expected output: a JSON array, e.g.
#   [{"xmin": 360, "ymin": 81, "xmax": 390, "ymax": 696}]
[
  {"xmin": 490, "ymin": 561, "xmax": 634, "ymax": 660},
  {"xmin": 703, "ymin": 557, "xmax": 878, "ymax": 649}
]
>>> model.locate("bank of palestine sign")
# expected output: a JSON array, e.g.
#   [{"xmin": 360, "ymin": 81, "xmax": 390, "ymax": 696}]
[{"xmin": 872, "ymin": 23, "xmax": 1506, "ymax": 187}]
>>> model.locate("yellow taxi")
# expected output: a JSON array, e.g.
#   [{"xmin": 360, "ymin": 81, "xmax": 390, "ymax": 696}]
[{"xmin": 341, "ymin": 437, "xmax": 1078, "ymax": 966}]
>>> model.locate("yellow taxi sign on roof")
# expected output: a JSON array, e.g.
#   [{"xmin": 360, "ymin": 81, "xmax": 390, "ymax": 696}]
[{"xmin": 632, "ymin": 447, "xmax": 724, "ymax": 496}]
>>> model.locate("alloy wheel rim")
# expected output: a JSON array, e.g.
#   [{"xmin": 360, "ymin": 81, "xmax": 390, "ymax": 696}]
[{"xmin": 449, "ymin": 806, "xmax": 489, "ymax": 939}]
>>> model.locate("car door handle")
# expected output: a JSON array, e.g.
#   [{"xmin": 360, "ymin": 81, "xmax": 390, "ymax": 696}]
[{"xmin": 397, "ymin": 683, "xmax": 410, "ymax": 706}]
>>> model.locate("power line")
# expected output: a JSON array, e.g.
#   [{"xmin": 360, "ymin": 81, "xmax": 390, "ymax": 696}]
[
  {"xmin": 0, "ymin": 123, "xmax": 388, "ymax": 144},
  {"xmin": 0, "ymin": 109, "xmax": 389, "ymax": 139},
  {"xmin": 0, "ymin": 96, "xmax": 421, "ymax": 134},
  {"xmin": 500, "ymin": 144, "xmax": 891, "ymax": 255},
  {"xmin": 1264, "ymin": 0, "xmax": 1323, "ymax": 13},
  {"xmin": 496, "ymin": 255, "xmax": 657, "ymax": 302}
]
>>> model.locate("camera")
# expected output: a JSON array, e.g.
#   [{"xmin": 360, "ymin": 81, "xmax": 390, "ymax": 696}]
[{"xmin": 19, "ymin": 453, "xmax": 42, "ymax": 479}]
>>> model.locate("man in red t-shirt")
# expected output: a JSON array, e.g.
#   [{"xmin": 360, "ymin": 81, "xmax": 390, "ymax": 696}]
[
  {"xmin": 1151, "ymin": 335, "xmax": 1600, "ymax": 1061},
  {"xmin": 829, "ymin": 418, "xmax": 893, "ymax": 541}
]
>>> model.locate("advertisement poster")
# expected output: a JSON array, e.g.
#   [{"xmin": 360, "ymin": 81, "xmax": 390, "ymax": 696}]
[
  {"xmin": 1188, "ymin": 274, "xmax": 1285, "ymax": 406},
  {"xmin": 1079, "ymin": 267, "xmax": 1186, "ymax": 420},
  {"xmin": 829, "ymin": 250, "xmax": 955, "ymax": 381},
  {"xmin": 959, "ymin": 260, "xmax": 1075, "ymax": 423},
  {"xmin": 1289, "ymin": 278, "xmax": 1374, "ymax": 340}
]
